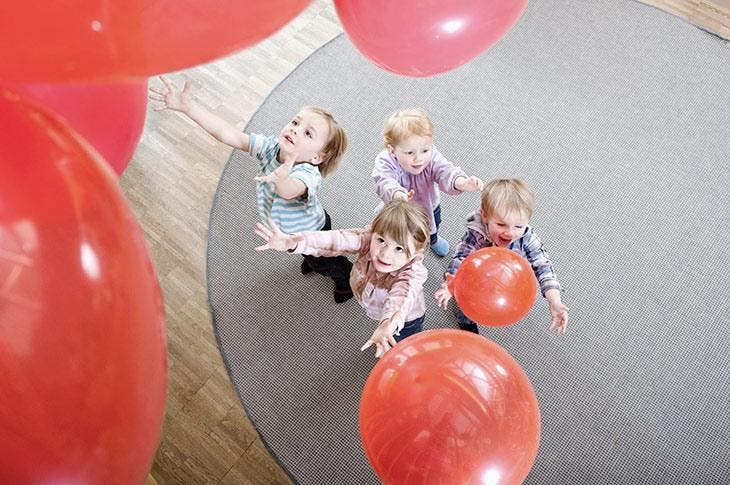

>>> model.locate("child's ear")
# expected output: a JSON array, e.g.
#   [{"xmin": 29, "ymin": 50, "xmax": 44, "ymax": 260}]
[
  {"xmin": 386, "ymin": 144, "xmax": 395, "ymax": 155},
  {"xmin": 479, "ymin": 208, "xmax": 488, "ymax": 222},
  {"xmin": 309, "ymin": 153, "xmax": 326, "ymax": 165}
]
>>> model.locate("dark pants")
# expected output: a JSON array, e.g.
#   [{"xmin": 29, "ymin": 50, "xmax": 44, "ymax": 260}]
[
  {"xmin": 429, "ymin": 205, "xmax": 442, "ymax": 245},
  {"xmin": 394, "ymin": 315, "xmax": 425, "ymax": 343},
  {"xmin": 302, "ymin": 211, "xmax": 353, "ymax": 290},
  {"xmin": 456, "ymin": 308, "xmax": 480, "ymax": 334}
]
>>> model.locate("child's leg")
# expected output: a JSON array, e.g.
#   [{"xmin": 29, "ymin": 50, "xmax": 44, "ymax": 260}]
[
  {"xmin": 455, "ymin": 307, "xmax": 480, "ymax": 334},
  {"xmin": 394, "ymin": 315, "xmax": 425, "ymax": 342},
  {"xmin": 301, "ymin": 211, "xmax": 354, "ymax": 303},
  {"xmin": 429, "ymin": 205, "xmax": 449, "ymax": 256}
]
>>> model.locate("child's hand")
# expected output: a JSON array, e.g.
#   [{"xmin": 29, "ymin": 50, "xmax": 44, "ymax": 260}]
[
  {"xmin": 454, "ymin": 176, "xmax": 484, "ymax": 192},
  {"xmin": 361, "ymin": 317, "xmax": 400, "ymax": 358},
  {"xmin": 392, "ymin": 189, "xmax": 414, "ymax": 201},
  {"xmin": 434, "ymin": 273, "xmax": 455, "ymax": 310},
  {"xmin": 254, "ymin": 218, "xmax": 302, "ymax": 252},
  {"xmin": 254, "ymin": 153, "xmax": 296, "ymax": 185},
  {"xmin": 149, "ymin": 76, "xmax": 192, "ymax": 113},
  {"xmin": 548, "ymin": 301, "xmax": 569, "ymax": 334}
]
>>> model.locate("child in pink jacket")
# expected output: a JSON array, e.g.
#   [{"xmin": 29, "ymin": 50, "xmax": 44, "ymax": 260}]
[{"xmin": 255, "ymin": 200, "xmax": 431, "ymax": 358}]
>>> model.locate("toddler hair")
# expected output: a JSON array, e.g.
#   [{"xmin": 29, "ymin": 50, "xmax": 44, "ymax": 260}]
[
  {"xmin": 481, "ymin": 178, "xmax": 536, "ymax": 220},
  {"xmin": 382, "ymin": 108, "xmax": 433, "ymax": 148},
  {"xmin": 303, "ymin": 106, "xmax": 347, "ymax": 177},
  {"xmin": 371, "ymin": 200, "xmax": 430, "ymax": 259}
]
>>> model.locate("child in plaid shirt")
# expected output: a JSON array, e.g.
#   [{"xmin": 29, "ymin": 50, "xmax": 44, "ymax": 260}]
[{"xmin": 435, "ymin": 178, "xmax": 569, "ymax": 334}]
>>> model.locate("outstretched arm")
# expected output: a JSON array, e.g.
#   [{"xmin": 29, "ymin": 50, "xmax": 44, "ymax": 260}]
[
  {"xmin": 361, "ymin": 316, "xmax": 399, "ymax": 358},
  {"xmin": 254, "ymin": 218, "xmax": 303, "ymax": 252},
  {"xmin": 149, "ymin": 76, "xmax": 250, "ymax": 150},
  {"xmin": 253, "ymin": 153, "xmax": 307, "ymax": 199}
]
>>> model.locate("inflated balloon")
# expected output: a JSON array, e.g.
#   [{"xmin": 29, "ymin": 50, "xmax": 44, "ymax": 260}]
[
  {"xmin": 450, "ymin": 247, "xmax": 537, "ymax": 326},
  {"xmin": 334, "ymin": 0, "xmax": 528, "ymax": 77},
  {"xmin": 0, "ymin": 88, "xmax": 167, "ymax": 484},
  {"xmin": 0, "ymin": 0, "xmax": 310, "ymax": 82},
  {"xmin": 4, "ymin": 81, "xmax": 148, "ymax": 175},
  {"xmin": 360, "ymin": 329, "xmax": 540, "ymax": 484}
]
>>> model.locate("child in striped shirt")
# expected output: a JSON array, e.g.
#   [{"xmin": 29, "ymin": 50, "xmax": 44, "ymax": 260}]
[
  {"xmin": 435, "ymin": 178, "xmax": 569, "ymax": 334},
  {"xmin": 149, "ymin": 76, "xmax": 353, "ymax": 302},
  {"xmin": 255, "ymin": 200, "xmax": 431, "ymax": 358}
]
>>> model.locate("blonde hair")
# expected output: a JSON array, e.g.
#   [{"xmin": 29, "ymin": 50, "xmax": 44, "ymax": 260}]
[
  {"xmin": 302, "ymin": 106, "xmax": 347, "ymax": 177},
  {"xmin": 382, "ymin": 108, "xmax": 433, "ymax": 148},
  {"xmin": 481, "ymin": 178, "xmax": 535, "ymax": 220},
  {"xmin": 371, "ymin": 200, "xmax": 430, "ymax": 259}
]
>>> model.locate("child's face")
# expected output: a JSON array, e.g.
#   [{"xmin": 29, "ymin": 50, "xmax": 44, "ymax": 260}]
[
  {"xmin": 481, "ymin": 209, "xmax": 529, "ymax": 247},
  {"xmin": 369, "ymin": 232, "xmax": 415, "ymax": 273},
  {"xmin": 279, "ymin": 110, "xmax": 329, "ymax": 164},
  {"xmin": 388, "ymin": 135, "xmax": 433, "ymax": 175}
]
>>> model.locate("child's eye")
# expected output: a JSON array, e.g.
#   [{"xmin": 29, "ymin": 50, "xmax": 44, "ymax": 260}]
[
  {"xmin": 291, "ymin": 120, "xmax": 298, "ymax": 126},
  {"xmin": 395, "ymin": 246, "xmax": 404, "ymax": 253},
  {"xmin": 377, "ymin": 237, "xmax": 385, "ymax": 244},
  {"xmin": 421, "ymin": 149, "xmax": 429, "ymax": 153},
  {"xmin": 305, "ymin": 130, "xmax": 312, "ymax": 138}
]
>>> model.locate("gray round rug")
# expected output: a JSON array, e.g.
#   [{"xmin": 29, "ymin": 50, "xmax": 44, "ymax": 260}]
[{"xmin": 207, "ymin": 1, "xmax": 730, "ymax": 483}]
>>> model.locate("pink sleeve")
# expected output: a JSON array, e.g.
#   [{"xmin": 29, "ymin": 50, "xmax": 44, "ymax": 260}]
[
  {"xmin": 291, "ymin": 227, "xmax": 368, "ymax": 258},
  {"xmin": 381, "ymin": 255, "xmax": 428, "ymax": 323}
]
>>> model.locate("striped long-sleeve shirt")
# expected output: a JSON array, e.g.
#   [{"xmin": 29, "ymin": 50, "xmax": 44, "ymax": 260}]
[
  {"xmin": 249, "ymin": 133, "xmax": 326, "ymax": 233},
  {"xmin": 447, "ymin": 211, "xmax": 562, "ymax": 296}
]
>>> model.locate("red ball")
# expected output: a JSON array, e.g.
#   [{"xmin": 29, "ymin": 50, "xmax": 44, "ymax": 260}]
[
  {"xmin": 334, "ymin": 0, "xmax": 527, "ymax": 77},
  {"xmin": 0, "ymin": 88, "xmax": 167, "ymax": 484},
  {"xmin": 0, "ymin": 0, "xmax": 310, "ymax": 82},
  {"xmin": 4, "ymin": 80, "xmax": 148, "ymax": 175},
  {"xmin": 360, "ymin": 329, "xmax": 540, "ymax": 485},
  {"xmin": 451, "ymin": 247, "xmax": 537, "ymax": 327}
]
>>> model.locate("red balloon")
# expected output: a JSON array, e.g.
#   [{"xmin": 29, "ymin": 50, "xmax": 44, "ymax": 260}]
[
  {"xmin": 450, "ymin": 247, "xmax": 537, "ymax": 327},
  {"xmin": 4, "ymin": 81, "xmax": 148, "ymax": 175},
  {"xmin": 360, "ymin": 329, "xmax": 540, "ymax": 485},
  {"xmin": 0, "ymin": 0, "xmax": 310, "ymax": 82},
  {"xmin": 0, "ymin": 88, "xmax": 167, "ymax": 484},
  {"xmin": 334, "ymin": 0, "xmax": 528, "ymax": 77}
]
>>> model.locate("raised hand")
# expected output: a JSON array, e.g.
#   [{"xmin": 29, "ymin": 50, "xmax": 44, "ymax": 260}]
[
  {"xmin": 393, "ymin": 189, "xmax": 415, "ymax": 201},
  {"xmin": 148, "ymin": 76, "xmax": 192, "ymax": 113},
  {"xmin": 360, "ymin": 315, "xmax": 401, "ymax": 358},
  {"xmin": 254, "ymin": 153, "xmax": 297, "ymax": 185},
  {"xmin": 434, "ymin": 273, "xmax": 455, "ymax": 310},
  {"xmin": 455, "ymin": 175, "xmax": 484, "ymax": 192},
  {"xmin": 254, "ymin": 218, "xmax": 302, "ymax": 252},
  {"xmin": 548, "ymin": 301, "xmax": 569, "ymax": 335}
]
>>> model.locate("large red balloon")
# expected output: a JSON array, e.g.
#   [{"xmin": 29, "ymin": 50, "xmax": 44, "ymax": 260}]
[
  {"xmin": 0, "ymin": 0, "xmax": 310, "ymax": 82},
  {"xmin": 451, "ymin": 247, "xmax": 538, "ymax": 327},
  {"xmin": 334, "ymin": 0, "xmax": 528, "ymax": 77},
  {"xmin": 360, "ymin": 329, "xmax": 540, "ymax": 484},
  {"xmin": 0, "ymin": 88, "xmax": 167, "ymax": 484},
  {"xmin": 4, "ymin": 81, "xmax": 148, "ymax": 176}
]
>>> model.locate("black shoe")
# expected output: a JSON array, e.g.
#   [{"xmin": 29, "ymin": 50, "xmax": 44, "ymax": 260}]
[
  {"xmin": 334, "ymin": 288, "xmax": 354, "ymax": 303},
  {"xmin": 301, "ymin": 260, "xmax": 313, "ymax": 275}
]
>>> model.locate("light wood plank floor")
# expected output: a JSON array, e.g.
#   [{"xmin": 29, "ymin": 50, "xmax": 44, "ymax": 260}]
[{"xmin": 122, "ymin": 1, "xmax": 728, "ymax": 483}]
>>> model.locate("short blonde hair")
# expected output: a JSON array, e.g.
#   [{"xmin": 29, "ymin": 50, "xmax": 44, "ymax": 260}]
[
  {"xmin": 302, "ymin": 106, "xmax": 347, "ymax": 177},
  {"xmin": 371, "ymin": 200, "xmax": 430, "ymax": 259},
  {"xmin": 382, "ymin": 109, "xmax": 433, "ymax": 148},
  {"xmin": 481, "ymin": 178, "xmax": 535, "ymax": 220}
]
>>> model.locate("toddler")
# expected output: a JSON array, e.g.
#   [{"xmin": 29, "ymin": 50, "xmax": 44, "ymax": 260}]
[
  {"xmin": 372, "ymin": 108, "xmax": 483, "ymax": 257},
  {"xmin": 435, "ymin": 178, "xmax": 569, "ymax": 334},
  {"xmin": 255, "ymin": 200, "xmax": 431, "ymax": 357},
  {"xmin": 149, "ymin": 76, "xmax": 353, "ymax": 302}
]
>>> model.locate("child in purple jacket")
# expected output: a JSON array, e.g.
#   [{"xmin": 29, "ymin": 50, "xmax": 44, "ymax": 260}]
[{"xmin": 371, "ymin": 109, "xmax": 483, "ymax": 257}]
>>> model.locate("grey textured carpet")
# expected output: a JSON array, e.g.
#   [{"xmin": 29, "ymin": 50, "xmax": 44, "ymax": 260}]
[{"xmin": 207, "ymin": 1, "xmax": 730, "ymax": 483}]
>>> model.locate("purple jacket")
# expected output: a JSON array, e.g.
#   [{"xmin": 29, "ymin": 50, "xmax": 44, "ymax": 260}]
[{"xmin": 372, "ymin": 147, "xmax": 466, "ymax": 234}]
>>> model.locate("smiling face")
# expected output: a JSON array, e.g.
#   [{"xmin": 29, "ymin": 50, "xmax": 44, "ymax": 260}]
[
  {"xmin": 278, "ymin": 109, "xmax": 330, "ymax": 164},
  {"xmin": 369, "ymin": 231, "xmax": 415, "ymax": 273},
  {"xmin": 482, "ymin": 209, "xmax": 529, "ymax": 247},
  {"xmin": 388, "ymin": 134, "xmax": 433, "ymax": 175}
]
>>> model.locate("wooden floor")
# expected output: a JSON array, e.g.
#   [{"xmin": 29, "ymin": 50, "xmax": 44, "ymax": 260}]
[{"xmin": 122, "ymin": 1, "xmax": 728, "ymax": 483}]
